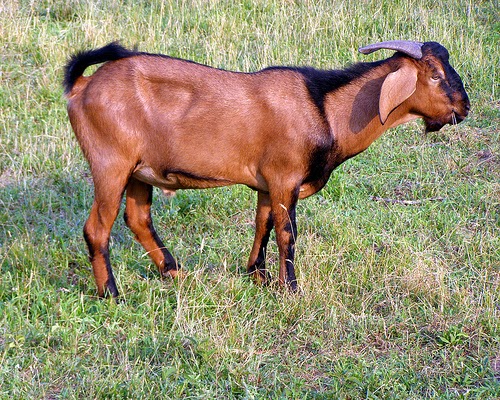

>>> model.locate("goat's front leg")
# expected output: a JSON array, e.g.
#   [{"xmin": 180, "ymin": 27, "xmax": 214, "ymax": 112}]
[
  {"xmin": 247, "ymin": 191, "xmax": 273, "ymax": 285},
  {"xmin": 270, "ymin": 186, "xmax": 299, "ymax": 291}
]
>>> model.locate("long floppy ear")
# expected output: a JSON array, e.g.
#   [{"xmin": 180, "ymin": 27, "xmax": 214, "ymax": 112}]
[{"xmin": 379, "ymin": 65, "xmax": 418, "ymax": 124}]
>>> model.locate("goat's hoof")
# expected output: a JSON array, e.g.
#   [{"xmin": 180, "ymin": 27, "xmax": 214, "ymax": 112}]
[
  {"xmin": 287, "ymin": 282, "xmax": 303, "ymax": 296},
  {"xmin": 271, "ymin": 279, "xmax": 302, "ymax": 295},
  {"xmin": 247, "ymin": 267, "xmax": 272, "ymax": 286},
  {"xmin": 167, "ymin": 269, "xmax": 187, "ymax": 280},
  {"xmin": 97, "ymin": 279, "xmax": 119, "ymax": 299},
  {"xmin": 287, "ymin": 279, "xmax": 298, "ymax": 292}
]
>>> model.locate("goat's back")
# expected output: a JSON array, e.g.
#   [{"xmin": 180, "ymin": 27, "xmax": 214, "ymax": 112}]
[{"xmin": 67, "ymin": 54, "xmax": 326, "ymax": 192}]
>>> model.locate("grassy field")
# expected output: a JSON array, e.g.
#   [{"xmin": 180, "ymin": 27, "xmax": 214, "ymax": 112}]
[{"xmin": 1, "ymin": 0, "xmax": 499, "ymax": 398}]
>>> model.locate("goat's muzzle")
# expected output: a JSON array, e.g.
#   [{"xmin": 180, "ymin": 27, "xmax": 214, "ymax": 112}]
[{"xmin": 424, "ymin": 98, "xmax": 470, "ymax": 133}]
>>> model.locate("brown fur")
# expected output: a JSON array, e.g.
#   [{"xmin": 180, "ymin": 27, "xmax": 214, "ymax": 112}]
[{"xmin": 64, "ymin": 42, "xmax": 469, "ymax": 296}]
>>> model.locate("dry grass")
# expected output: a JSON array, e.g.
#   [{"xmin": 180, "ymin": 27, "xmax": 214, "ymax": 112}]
[{"xmin": 1, "ymin": 0, "xmax": 499, "ymax": 398}]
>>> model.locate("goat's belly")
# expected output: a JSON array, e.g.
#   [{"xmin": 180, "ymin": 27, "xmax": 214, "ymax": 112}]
[{"xmin": 132, "ymin": 166, "xmax": 234, "ymax": 194}]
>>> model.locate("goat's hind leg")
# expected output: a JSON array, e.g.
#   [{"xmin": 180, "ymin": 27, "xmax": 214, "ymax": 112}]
[
  {"xmin": 84, "ymin": 173, "xmax": 130, "ymax": 298},
  {"xmin": 124, "ymin": 177, "xmax": 181, "ymax": 279},
  {"xmin": 247, "ymin": 191, "xmax": 273, "ymax": 285}
]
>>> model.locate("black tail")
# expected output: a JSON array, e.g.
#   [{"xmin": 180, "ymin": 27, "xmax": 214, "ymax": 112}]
[{"xmin": 63, "ymin": 42, "xmax": 138, "ymax": 94}]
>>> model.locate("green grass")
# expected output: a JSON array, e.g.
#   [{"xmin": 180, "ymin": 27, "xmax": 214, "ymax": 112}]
[{"xmin": 1, "ymin": 0, "xmax": 499, "ymax": 398}]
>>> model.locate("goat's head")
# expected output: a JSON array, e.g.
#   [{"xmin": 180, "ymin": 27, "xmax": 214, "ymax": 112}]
[{"xmin": 359, "ymin": 40, "xmax": 470, "ymax": 132}]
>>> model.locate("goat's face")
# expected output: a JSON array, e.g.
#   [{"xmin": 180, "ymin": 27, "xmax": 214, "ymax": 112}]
[{"xmin": 413, "ymin": 42, "xmax": 470, "ymax": 133}]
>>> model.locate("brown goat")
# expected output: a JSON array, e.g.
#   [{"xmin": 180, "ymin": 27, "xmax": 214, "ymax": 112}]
[{"xmin": 64, "ymin": 40, "xmax": 469, "ymax": 297}]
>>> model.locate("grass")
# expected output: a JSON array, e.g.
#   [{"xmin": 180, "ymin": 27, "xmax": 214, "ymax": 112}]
[{"xmin": 1, "ymin": 0, "xmax": 499, "ymax": 398}]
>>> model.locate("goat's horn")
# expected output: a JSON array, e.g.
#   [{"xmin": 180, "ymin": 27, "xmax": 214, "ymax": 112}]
[{"xmin": 358, "ymin": 40, "xmax": 424, "ymax": 59}]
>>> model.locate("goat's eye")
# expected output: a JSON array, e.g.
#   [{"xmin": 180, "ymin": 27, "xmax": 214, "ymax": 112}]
[{"xmin": 431, "ymin": 75, "xmax": 441, "ymax": 81}]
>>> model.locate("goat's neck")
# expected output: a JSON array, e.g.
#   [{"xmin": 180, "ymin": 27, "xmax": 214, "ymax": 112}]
[{"xmin": 325, "ymin": 64, "xmax": 419, "ymax": 161}]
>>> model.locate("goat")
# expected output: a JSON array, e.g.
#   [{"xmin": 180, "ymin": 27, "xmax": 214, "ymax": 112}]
[{"xmin": 63, "ymin": 40, "xmax": 469, "ymax": 297}]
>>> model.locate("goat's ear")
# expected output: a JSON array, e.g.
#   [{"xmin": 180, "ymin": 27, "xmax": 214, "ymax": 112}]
[{"xmin": 379, "ymin": 65, "xmax": 418, "ymax": 124}]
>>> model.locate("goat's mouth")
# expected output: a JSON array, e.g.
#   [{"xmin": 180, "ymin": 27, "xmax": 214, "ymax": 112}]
[
  {"xmin": 424, "ymin": 119, "xmax": 446, "ymax": 133},
  {"xmin": 424, "ymin": 111, "xmax": 466, "ymax": 133}
]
